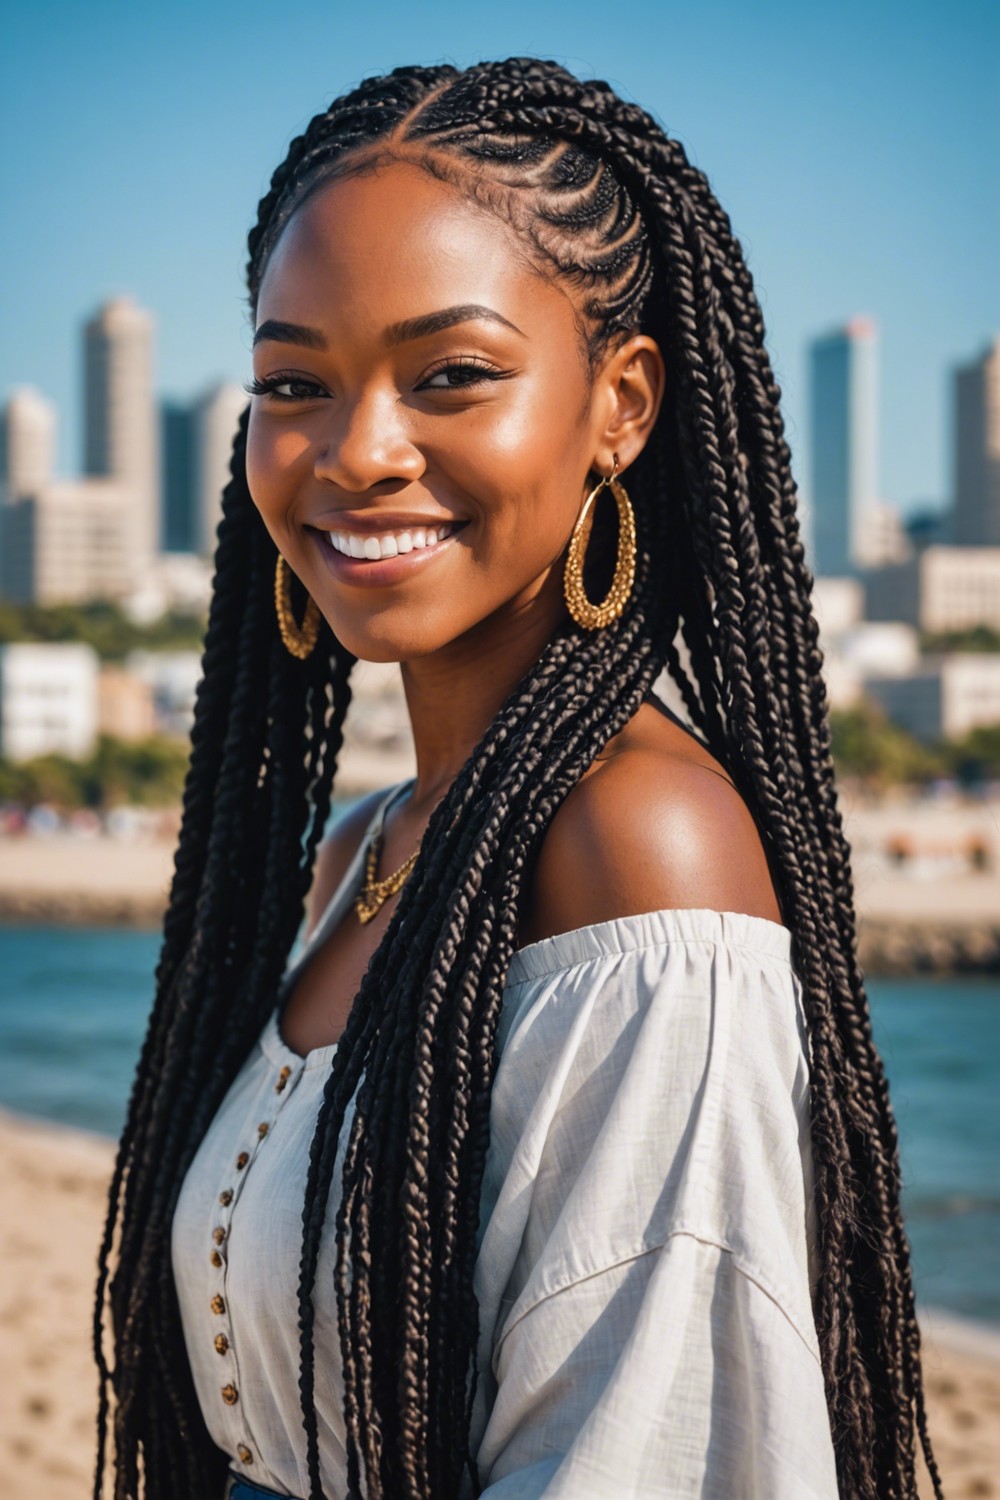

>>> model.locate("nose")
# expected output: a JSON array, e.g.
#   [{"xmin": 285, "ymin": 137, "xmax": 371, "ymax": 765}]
[{"xmin": 313, "ymin": 388, "xmax": 424, "ymax": 493}]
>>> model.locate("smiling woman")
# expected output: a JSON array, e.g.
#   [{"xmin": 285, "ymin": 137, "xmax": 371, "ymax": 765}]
[{"xmin": 95, "ymin": 56, "xmax": 941, "ymax": 1500}]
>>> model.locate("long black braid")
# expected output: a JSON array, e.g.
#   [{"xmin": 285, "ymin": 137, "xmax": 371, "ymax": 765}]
[{"xmin": 95, "ymin": 56, "xmax": 942, "ymax": 1500}]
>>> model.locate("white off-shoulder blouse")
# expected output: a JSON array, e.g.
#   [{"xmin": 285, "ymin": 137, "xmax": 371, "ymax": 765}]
[{"xmin": 171, "ymin": 781, "xmax": 840, "ymax": 1499}]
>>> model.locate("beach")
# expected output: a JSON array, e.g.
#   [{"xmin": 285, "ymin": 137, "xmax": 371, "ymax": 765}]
[{"xmin": 0, "ymin": 1109, "xmax": 997, "ymax": 1499}]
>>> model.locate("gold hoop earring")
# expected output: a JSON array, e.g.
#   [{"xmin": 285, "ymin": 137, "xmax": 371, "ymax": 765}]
[
  {"xmin": 274, "ymin": 555, "xmax": 321, "ymax": 660},
  {"xmin": 563, "ymin": 455, "xmax": 637, "ymax": 630}
]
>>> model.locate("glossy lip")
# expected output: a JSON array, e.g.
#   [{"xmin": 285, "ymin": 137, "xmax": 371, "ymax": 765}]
[{"xmin": 308, "ymin": 520, "xmax": 469, "ymax": 588}]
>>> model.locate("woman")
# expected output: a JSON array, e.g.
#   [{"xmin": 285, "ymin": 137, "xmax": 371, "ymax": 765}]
[{"xmin": 95, "ymin": 57, "xmax": 942, "ymax": 1500}]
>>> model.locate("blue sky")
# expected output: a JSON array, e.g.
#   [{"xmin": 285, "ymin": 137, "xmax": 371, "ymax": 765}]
[{"xmin": 2, "ymin": 0, "xmax": 996, "ymax": 518}]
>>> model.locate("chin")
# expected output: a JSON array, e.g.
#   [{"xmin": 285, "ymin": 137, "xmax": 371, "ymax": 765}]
[{"xmin": 333, "ymin": 620, "xmax": 447, "ymax": 665}]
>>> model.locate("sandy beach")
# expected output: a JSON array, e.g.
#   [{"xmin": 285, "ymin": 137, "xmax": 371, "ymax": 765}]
[{"xmin": 0, "ymin": 1109, "xmax": 997, "ymax": 1499}]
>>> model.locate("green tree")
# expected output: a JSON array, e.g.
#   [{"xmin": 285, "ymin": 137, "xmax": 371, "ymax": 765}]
[
  {"xmin": 0, "ymin": 599, "xmax": 206, "ymax": 661},
  {"xmin": 920, "ymin": 624, "xmax": 1000, "ymax": 653},
  {"xmin": 0, "ymin": 734, "xmax": 191, "ymax": 810},
  {"xmin": 829, "ymin": 703, "xmax": 943, "ymax": 788}
]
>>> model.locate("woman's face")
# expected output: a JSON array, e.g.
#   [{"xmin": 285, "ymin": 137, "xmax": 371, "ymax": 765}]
[{"xmin": 247, "ymin": 158, "xmax": 658, "ymax": 664}]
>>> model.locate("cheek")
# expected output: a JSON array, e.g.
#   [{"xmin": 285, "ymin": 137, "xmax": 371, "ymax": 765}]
[
  {"xmin": 449, "ymin": 381, "xmax": 587, "ymax": 542},
  {"xmin": 245, "ymin": 414, "xmax": 312, "ymax": 521}
]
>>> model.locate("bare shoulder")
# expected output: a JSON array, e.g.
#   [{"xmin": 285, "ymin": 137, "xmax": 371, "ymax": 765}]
[
  {"xmin": 521, "ymin": 731, "xmax": 783, "ymax": 945},
  {"xmin": 304, "ymin": 787, "xmax": 390, "ymax": 939}
]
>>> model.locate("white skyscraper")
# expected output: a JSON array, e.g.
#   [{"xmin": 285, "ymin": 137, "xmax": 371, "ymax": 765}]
[
  {"xmin": 195, "ymin": 381, "xmax": 247, "ymax": 556},
  {"xmin": 952, "ymin": 334, "xmax": 1000, "ymax": 546},
  {"xmin": 83, "ymin": 296, "xmax": 160, "ymax": 567},
  {"xmin": 0, "ymin": 386, "xmax": 57, "ymax": 504}
]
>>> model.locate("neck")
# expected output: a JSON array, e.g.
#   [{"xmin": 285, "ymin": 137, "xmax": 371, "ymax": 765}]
[{"xmin": 400, "ymin": 588, "xmax": 564, "ymax": 811}]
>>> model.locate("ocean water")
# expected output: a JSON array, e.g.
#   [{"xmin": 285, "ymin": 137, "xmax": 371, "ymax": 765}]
[{"xmin": 0, "ymin": 924, "xmax": 997, "ymax": 1327}]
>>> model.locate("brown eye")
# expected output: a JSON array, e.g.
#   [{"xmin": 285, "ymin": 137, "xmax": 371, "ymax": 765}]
[{"xmin": 420, "ymin": 360, "xmax": 503, "ymax": 389}]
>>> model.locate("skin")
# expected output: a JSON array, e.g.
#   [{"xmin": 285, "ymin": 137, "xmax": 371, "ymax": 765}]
[{"xmin": 246, "ymin": 158, "xmax": 781, "ymax": 1054}]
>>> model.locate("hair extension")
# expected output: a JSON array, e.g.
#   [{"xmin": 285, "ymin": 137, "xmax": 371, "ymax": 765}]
[{"xmin": 96, "ymin": 56, "xmax": 941, "ymax": 1500}]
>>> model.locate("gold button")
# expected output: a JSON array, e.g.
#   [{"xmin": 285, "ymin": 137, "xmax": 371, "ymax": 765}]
[
  {"xmin": 237, "ymin": 1444, "xmax": 254, "ymax": 1465},
  {"xmin": 210, "ymin": 1294, "xmax": 226, "ymax": 1315},
  {"xmin": 210, "ymin": 1250, "xmax": 223, "ymax": 1268},
  {"xmin": 257, "ymin": 1122, "xmax": 269, "ymax": 1139},
  {"xmin": 236, "ymin": 1152, "xmax": 249, "ymax": 1170},
  {"xmin": 275, "ymin": 1066, "xmax": 291, "ymax": 1094},
  {"xmin": 221, "ymin": 1384, "xmax": 239, "ymax": 1406},
  {"xmin": 212, "ymin": 1226, "xmax": 227, "ymax": 1246},
  {"xmin": 218, "ymin": 1188, "xmax": 233, "ymax": 1206},
  {"xmin": 214, "ymin": 1333, "xmax": 229, "ymax": 1356}
]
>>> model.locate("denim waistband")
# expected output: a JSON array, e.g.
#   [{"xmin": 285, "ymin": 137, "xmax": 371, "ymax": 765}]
[{"xmin": 224, "ymin": 1471, "xmax": 301, "ymax": 1500}]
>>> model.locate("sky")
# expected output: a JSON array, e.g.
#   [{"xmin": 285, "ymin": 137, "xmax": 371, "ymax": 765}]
[{"xmin": 1, "ymin": 0, "xmax": 997, "ymax": 519}]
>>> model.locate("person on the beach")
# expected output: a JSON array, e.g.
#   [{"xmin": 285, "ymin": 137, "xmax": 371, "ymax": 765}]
[{"xmin": 95, "ymin": 57, "xmax": 942, "ymax": 1500}]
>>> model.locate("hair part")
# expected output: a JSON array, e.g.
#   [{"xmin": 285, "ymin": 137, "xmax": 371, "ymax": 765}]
[{"xmin": 96, "ymin": 55, "xmax": 942, "ymax": 1500}]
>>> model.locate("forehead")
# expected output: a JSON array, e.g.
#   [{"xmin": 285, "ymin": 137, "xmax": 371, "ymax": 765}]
[{"xmin": 255, "ymin": 159, "xmax": 575, "ymax": 339}]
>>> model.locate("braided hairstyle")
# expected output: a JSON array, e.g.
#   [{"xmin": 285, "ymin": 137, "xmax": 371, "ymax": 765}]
[{"xmin": 95, "ymin": 57, "xmax": 942, "ymax": 1500}]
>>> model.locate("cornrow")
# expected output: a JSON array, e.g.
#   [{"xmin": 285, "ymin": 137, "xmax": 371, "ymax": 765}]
[{"xmin": 95, "ymin": 56, "xmax": 942, "ymax": 1500}]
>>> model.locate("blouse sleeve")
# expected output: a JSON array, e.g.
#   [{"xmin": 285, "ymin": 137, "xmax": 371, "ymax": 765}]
[{"xmin": 468, "ymin": 911, "xmax": 840, "ymax": 1500}]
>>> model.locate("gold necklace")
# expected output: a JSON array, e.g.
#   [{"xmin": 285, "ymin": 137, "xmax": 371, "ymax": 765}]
[{"xmin": 354, "ymin": 825, "xmax": 422, "ymax": 925}]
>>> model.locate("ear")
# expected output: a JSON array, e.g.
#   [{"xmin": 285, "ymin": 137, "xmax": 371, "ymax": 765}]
[{"xmin": 589, "ymin": 333, "xmax": 665, "ymax": 476}]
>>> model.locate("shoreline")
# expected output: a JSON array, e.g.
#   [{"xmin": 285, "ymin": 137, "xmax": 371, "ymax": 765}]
[
  {"xmin": 0, "ymin": 1106, "xmax": 997, "ymax": 1498},
  {"xmin": 3, "ymin": 830, "xmax": 1000, "ymax": 975}
]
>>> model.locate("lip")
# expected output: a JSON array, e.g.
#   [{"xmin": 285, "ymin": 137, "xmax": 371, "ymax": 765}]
[{"xmin": 308, "ymin": 520, "xmax": 469, "ymax": 588}]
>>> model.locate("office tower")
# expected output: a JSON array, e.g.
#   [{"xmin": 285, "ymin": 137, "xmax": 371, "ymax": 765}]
[
  {"xmin": 952, "ymin": 334, "xmax": 1000, "ymax": 545},
  {"xmin": 162, "ymin": 400, "xmax": 197, "ymax": 552},
  {"xmin": 83, "ymin": 296, "xmax": 160, "ymax": 567},
  {"xmin": 808, "ymin": 317, "xmax": 879, "ymax": 576},
  {"xmin": 0, "ymin": 386, "xmax": 56, "ymax": 504},
  {"xmin": 195, "ymin": 382, "xmax": 247, "ymax": 556},
  {"xmin": 0, "ymin": 480, "xmax": 131, "ymax": 605}
]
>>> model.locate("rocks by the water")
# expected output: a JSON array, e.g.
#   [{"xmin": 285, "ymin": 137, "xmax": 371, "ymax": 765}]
[{"xmin": 858, "ymin": 921, "xmax": 1000, "ymax": 977}]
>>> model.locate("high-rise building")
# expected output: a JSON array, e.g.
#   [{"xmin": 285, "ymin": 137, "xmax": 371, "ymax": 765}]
[
  {"xmin": 83, "ymin": 296, "xmax": 160, "ymax": 566},
  {"xmin": 161, "ymin": 400, "xmax": 197, "ymax": 553},
  {"xmin": 0, "ymin": 387, "xmax": 57, "ymax": 505},
  {"xmin": 0, "ymin": 479, "xmax": 131, "ymax": 605},
  {"xmin": 808, "ymin": 317, "xmax": 879, "ymax": 576},
  {"xmin": 952, "ymin": 335, "xmax": 1000, "ymax": 545},
  {"xmin": 194, "ymin": 382, "xmax": 247, "ymax": 556}
]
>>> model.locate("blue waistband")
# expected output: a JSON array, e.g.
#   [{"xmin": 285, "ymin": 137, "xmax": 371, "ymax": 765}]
[{"xmin": 224, "ymin": 1471, "xmax": 300, "ymax": 1500}]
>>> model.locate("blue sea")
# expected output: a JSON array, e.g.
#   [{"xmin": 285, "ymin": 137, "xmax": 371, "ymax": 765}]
[{"xmin": 0, "ymin": 924, "xmax": 997, "ymax": 1328}]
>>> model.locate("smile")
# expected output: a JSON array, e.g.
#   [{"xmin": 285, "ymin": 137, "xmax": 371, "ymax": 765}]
[
  {"xmin": 326, "ymin": 522, "xmax": 460, "ymax": 560},
  {"xmin": 308, "ymin": 520, "xmax": 469, "ymax": 587}
]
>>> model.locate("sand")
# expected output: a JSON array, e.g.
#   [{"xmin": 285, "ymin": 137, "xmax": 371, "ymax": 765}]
[{"xmin": 0, "ymin": 1110, "xmax": 996, "ymax": 1499}]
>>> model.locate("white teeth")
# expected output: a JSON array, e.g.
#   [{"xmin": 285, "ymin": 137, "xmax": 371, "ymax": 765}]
[{"xmin": 327, "ymin": 522, "xmax": 457, "ymax": 559}]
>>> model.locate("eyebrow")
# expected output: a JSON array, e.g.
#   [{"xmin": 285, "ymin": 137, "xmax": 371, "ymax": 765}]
[
  {"xmin": 253, "ymin": 319, "xmax": 326, "ymax": 349},
  {"xmin": 383, "ymin": 303, "xmax": 526, "ymax": 345},
  {"xmin": 252, "ymin": 303, "xmax": 525, "ymax": 351}
]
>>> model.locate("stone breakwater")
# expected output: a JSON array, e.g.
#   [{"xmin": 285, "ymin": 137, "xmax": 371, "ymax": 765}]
[
  {"xmin": 0, "ymin": 859, "xmax": 998, "ymax": 977},
  {"xmin": 858, "ymin": 920, "xmax": 1000, "ymax": 977},
  {"xmin": 4, "ymin": 790, "xmax": 1000, "ymax": 976}
]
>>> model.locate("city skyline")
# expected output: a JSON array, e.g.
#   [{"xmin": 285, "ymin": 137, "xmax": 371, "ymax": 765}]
[
  {"xmin": 1, "ymin": 0, "xmax": 996, "ymax": 522},
  {"xmin": 7, "ymin": 294, "xmax": 996, "ymax": 561}
]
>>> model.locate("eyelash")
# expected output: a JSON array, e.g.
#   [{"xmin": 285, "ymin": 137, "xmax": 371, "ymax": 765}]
[{"xmin": 244, "ymin": 359, "xmax": 505, "ymax": 402}]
